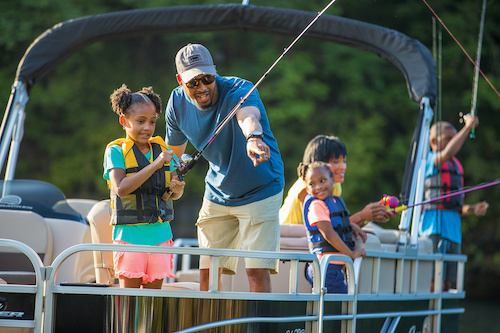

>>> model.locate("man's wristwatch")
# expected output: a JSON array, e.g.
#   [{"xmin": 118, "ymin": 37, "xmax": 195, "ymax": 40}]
[
  {"xmin": 164, "ymin": 187, "xmax": 173, "ymax": 195},
  {"xmin": 246, "ymin": 131, "xmax": 264, "ymax": 142}
]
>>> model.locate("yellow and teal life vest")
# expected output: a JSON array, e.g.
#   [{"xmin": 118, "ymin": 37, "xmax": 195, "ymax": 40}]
[{"xmin": 107, "ymin": 136, "xmax": 173, "ymax": 225}]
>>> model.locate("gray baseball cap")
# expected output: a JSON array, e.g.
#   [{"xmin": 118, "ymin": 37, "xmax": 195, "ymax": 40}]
[{"xmin": 175, "ymin": 43, "xmax": 217, "ymax": 83}]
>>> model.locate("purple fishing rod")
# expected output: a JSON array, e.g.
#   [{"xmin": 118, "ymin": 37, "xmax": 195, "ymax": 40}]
[
  {"xmin": 176, "ymin": 0, "xmax": 339, "ymax": 179},
  {"xmin": 390, "ymin": 179, "xmax": 500, "ymax": 214}
]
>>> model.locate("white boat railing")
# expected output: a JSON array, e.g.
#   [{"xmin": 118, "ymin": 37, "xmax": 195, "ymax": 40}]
[
  {"xmin": 0, "ymin": 239, "xmax": 466, "ymax": 333},
  {"xmin": 0, "ymin": 238, "xmax": 45, "ymax": 332}
]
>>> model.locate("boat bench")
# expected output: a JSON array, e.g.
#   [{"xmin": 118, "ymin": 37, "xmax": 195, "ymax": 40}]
[{"xmin": 0, "ymin": 210, "xmax": 53, "ymax": 285}]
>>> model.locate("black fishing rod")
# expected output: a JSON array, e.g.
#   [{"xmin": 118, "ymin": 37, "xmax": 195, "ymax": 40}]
[{"xmin": 176, "ymin": 0, "xmax": 339, "ymax": 179}]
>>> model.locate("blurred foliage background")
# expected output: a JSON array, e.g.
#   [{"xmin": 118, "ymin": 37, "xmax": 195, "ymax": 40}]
[{"xmin": 1, "ymin": 0, "xmax": 499, "ymax": 303}]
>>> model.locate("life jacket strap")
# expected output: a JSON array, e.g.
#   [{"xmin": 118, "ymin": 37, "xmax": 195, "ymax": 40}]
[{"xmin": 133, "ymin": 186, "xmax": 167, "ymax": 196}]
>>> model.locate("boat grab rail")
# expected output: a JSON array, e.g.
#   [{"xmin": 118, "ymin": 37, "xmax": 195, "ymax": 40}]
[
  {"xmin": 0, "ymin": 238, "xmax": 45, "ymax": 333},
  {"xmin": 43, "ymin": 243, "xmax": 326, "ymax": 332},
  {"xmin": 0, "ymin": 240, "xmax": 467, "ymax": 333}
]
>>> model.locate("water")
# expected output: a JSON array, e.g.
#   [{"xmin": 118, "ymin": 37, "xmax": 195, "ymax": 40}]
[{"xmin": 459, "ymin": 299, "xmax": 500, "ymax": 332}]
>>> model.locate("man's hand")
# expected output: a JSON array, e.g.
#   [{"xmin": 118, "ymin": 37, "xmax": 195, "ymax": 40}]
[{"xmin": 247, "ymin": 138, "xmax": 270, "ymax": 166}]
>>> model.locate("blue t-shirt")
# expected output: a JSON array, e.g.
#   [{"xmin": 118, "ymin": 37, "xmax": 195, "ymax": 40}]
[
  {"xmin": 165, "ymin": 75, "xmax": 284, "ymax": 206},
  {"xmin": 103, "ymin": 144, "xmax": 174, "ymax": 245},
  {"xmin": 418, "ymin": 151, "xmax": 462, "ymax": 244}
]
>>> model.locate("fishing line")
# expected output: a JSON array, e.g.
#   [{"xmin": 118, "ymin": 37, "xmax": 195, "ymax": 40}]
[
  {"xmin": 421, "ymin": 0, "xmax": 500, "ymax": 97},
  {"xmin": 176, "ymin": 0, "xmax": 339, "ymax": 179}
]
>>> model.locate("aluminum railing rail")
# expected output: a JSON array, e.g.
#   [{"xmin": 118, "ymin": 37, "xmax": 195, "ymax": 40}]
[
  {"xmin": 43, "ymin": 243, "xmax": 323, "ymax": 332},
  {"xmin": 0, "ymin": 240, "xmax": 467, "ymax": 333},
  {"xmin": 0, "ymin": 238, "xmax": 45, "ymax": 333}
]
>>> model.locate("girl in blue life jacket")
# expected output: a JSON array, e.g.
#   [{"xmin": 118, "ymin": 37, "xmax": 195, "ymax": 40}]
[
  {"xmin": 104, "ymin": 84, "xmax": 185, "ymax": 289},
  {"xmin": 299, "ymin": 161, "xmax": 365, "ymax": 293}
]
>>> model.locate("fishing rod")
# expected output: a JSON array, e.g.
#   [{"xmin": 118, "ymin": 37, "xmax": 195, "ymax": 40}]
[
  {"xmin": 175, "ymin": 0, "xmax": 339, "ymax": 179},
  {"xmin": 468, "ymin": 0, "xmax": 487, "ymax": 139},
  {"xmin": 422, "ymin": 0, "xmax": 499, "ymax": 98},
  {"xmin": 388, "ymin": 179, "xmax": 500, "ymax": 214}
]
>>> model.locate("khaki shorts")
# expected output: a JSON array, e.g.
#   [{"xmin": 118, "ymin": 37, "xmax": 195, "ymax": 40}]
[{"xmin": 196, "ymin": 191, "xmax": 283, "ymax": 275}]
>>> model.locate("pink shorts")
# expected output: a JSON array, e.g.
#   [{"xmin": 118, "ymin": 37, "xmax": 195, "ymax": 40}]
[{"xmin": 113, "ymin": 240, "xmax": 175, "ymax": 284}]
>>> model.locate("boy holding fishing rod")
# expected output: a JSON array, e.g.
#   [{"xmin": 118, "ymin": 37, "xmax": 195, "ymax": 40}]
[{"xmin": 419, "ymin": 114, "xmax": 488, "ymax": 291}]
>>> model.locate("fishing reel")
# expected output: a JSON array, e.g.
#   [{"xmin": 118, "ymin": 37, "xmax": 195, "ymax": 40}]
[
  {"xmin": 458, "ymin": 112, "xmax": 472, "ymax": 124},
  {"xmin": 459, "ymin": 112, "xmax": 477, "ymax": 139},
  {"xmin": 174, "ymin": 154, "xmax": 196, "ymax": 180},
  {"xmin": 380, "ymin": 194, "xmax": 400, "ymax": 210}
]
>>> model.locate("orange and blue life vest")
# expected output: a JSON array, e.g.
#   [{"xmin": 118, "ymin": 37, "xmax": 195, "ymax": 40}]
[
  {"xmin": 303, "ymin": 194, "xmax": 354, "ymax": 255},
  {"xmin": 107, "ymin": 136, "xmax": 173, "ymax": 225}
]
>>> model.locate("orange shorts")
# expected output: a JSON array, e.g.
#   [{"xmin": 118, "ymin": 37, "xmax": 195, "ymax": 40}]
[{"xmin": 113, "ymin": 240, "xmax": 175, "ymax": 284}]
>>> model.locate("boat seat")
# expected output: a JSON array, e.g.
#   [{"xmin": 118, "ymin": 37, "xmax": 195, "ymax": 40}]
[
  {"xmin": 363, "ymin": 222, "xmax": 400, "ymax": 244},
  {"xmin": 279, "ymin": 224, "xmax": 308, "ymax": 252},
  {"xmin": 66, "ymin": 198, "xmax": 100, "ymax": 218},
  {"xmin": 0, "ymin": 210, "xmax": 53, "ymax": 285}
]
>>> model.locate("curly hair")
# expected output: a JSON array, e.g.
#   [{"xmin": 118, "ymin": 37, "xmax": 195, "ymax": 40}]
[
  {"xmin": 110, "ymin": 84, "xmax": 162, "ymax": 116},
  {"xmin": 297, "ymin": 161, "xmax": 333, "ymax": 180}
]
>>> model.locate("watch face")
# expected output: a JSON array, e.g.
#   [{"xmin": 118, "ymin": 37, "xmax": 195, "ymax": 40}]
[{"xmin": 247, "ymin": 131, "xmax": 264, "ymax": 141}]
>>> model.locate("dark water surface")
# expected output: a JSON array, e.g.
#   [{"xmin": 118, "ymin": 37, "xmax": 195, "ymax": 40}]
[{"xmin": 460, "ymin": 299, "xmax": 500, "ymax": 332}]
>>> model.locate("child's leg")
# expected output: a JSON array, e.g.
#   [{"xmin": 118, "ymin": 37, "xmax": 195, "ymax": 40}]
[
  {"xmin": 113, "ymin": 241, "xmax": 148, "ymax": 287},
  {"xmin": 142, "ymin": 279, "xmax": 163, "ymax": 289},
  {"xmin": 325, "ymin": 264, "xmax": 347, "ymax": 294},
  {"xmin": 119, "ymin": 277, "xmax": 143, "ymax": 288},
  {"xmin": 305, "ymin": 263, "xmax": 314, "ymax": 287},
  {"xmin": 142, "ymin": 240, "xmax": 175, "ymax": 287}
]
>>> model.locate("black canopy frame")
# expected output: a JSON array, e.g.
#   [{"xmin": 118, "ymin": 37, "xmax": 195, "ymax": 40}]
[{"xmin": 16, "ymin": 4, "xmax": 436, "ymax": 103}]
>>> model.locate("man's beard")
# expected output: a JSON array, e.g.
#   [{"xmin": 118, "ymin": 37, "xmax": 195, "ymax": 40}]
[{"xmin": 198, "ymin": 102, "xmax": 213, "ymax": 110}]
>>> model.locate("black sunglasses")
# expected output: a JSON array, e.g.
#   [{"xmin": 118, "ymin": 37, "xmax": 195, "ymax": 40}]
[{"xmin": 185, "ymin": 75, "xmax": 216, "ymax": 89}]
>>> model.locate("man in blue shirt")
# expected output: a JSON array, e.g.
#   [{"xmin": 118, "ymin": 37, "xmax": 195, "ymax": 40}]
[{"xmin": 165, "ymin": 43, "xmax": 284, "ymax": 292}]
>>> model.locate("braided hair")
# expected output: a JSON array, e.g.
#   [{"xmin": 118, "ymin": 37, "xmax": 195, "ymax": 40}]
[
  {"xmin": 297, "ymin": 161, "xmax": 333, "ymax": 180},
  {"xmin": 110, "ymin": 84, "xmax": 162, "ymax": 117}
]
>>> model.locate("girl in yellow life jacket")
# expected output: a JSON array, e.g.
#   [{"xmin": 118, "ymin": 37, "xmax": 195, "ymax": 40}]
[{"xmin": 104, "ymin": 84, "xmax": 185, "ymax": 289}]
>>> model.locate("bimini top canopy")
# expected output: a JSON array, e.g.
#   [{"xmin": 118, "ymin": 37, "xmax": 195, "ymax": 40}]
[{"xmin": 16, "ymin": 4, "xmax": 436, "ymax": 104}]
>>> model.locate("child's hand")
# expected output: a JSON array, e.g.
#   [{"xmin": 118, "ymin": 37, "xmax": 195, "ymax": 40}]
[
  {"xmin": 351, "ymin": 248, "xmax": 366, "ymax": 260},
  {"xmin": 474, "ymin": 201, "xmax": 489, "ymax": 216},
  {"xmin": 463, "ymin": 114, "xmax": 479, "ymax": 130},
  {"xmin": 169, "ymin": 176, "xmax": 185, "ymax": 194},
  {"xmin": 154, "ymin": 150, "xmax": 174, "ymax": 169},
  {"xmin": 352, "ymin": 223, "xmax": 367, "ymax": 243}
]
